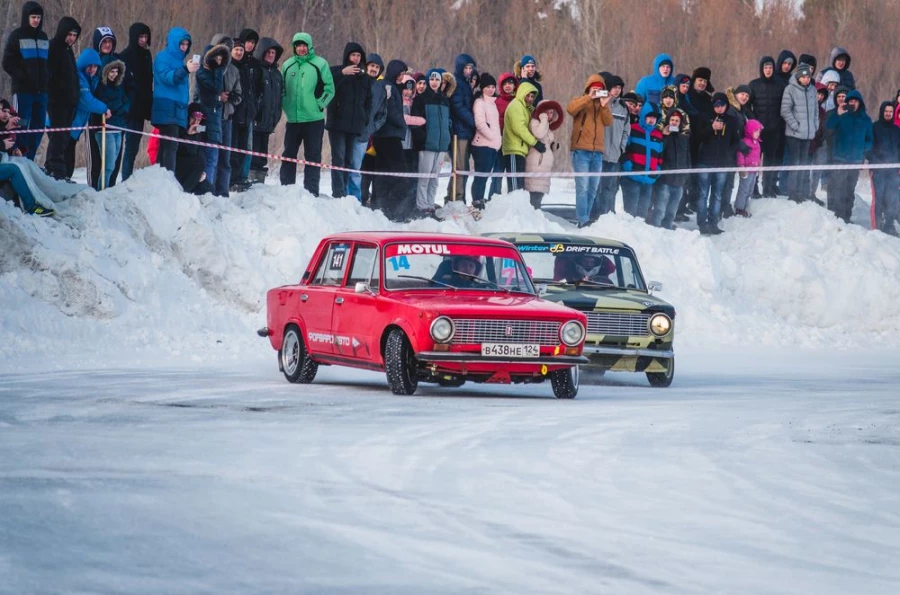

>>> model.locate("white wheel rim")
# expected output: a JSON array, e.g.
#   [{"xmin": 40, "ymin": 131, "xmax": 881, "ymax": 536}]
[{"xmin": 283, "ymin": 331, "xmax": 300, "ymax": 375}]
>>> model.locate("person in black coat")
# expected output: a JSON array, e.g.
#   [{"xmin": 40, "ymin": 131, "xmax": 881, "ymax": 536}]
[
  {"xmin": 2, "ymin": 1, "xmax": 49, "ymax": 160},
  {"xmin": 119, "ymin": 22, "xmax": 153, "ymax": 181},
  {"xmin": 649, "ymin": 111, "xmax": 691, "ymax": 229},
  {"xmin": 176, "ymin": 103, "xmax": 214, "ymax": 195},
  {"xmin": 749, "ymin": 56, "xmax": 787, "ymax": 197},
  {"xmin": 43, "ymin": 16, "xmax": 81, "ymax": 180},
  {"xmin": 695, "ymin": 93, "xmax": 743, "ymax": 234},
  {"xmin": 230, "ymin": 29, "xmax": 261, "ymax": 189},
  {"xmin": 249, "ymin": 37, "xmax": 284, "ymax": 182},
  {"xmin": 868, "ymin": 101, "xmax": 900, "ymax": 235},
  {"xmin": 371, "ymin": 59, "xmax": 408, "ymax": 220},
  {"xmin": 327, "ymin": 42, "xmax": 372, "ymax": 198}
]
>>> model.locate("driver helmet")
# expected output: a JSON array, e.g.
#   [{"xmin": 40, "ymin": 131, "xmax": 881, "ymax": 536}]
[{"xmin": 451, "ymin": 255, "xmax": 482, "ymax": 276}]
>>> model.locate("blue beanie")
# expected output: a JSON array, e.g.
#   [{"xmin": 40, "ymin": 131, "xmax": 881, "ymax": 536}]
[
  {"xmin": 426, "ymin": 68, "xmax": 445, "ymax": 80},
  {"xmin": 520, "ymin": 54, "xmax": 536, "ymax": 68}
]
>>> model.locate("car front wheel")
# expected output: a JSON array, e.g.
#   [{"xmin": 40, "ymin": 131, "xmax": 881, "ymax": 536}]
[
  {"xmin": 646, "ymin": 357, "xmax": 674, "ymax": 388},
  {"xmin": 550, "ymin": 366, "xmax": 579, "ymax": 399},
  {"xmin": 281, "ymin": 326, "xmax": 318, "ymax": 384},
  {"xmin": 385, "ymin": 329, "xmax": 419, "ymax": 395}
]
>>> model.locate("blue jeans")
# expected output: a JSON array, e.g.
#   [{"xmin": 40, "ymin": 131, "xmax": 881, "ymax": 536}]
[
  {"xmin": 204, "ymin": 146, "xmax": 218, "ymax": 189},
  {"xmin": 240, "ymin": 121, "xmax": 253, "ymax": 181},
  {"xmin": 13, "ymin": 92, "xmax": 48, "ymax": 160},
  {"xmin": 621, "ymin": 178, "xmax": 654, "ymax": 218},
  {"xmin": 593, "ymin": 160, "xmax": 620, "ymax": 217},
  {"xmin": 649, "ymin": 183, "xmax": 683, "ymax": 228},
  {"xmin": 348, "ymin": 139, "xmax": 368, "ymax": 200},
  {"xmin": 216, "ymin": 119, "xmax": 233, "ymax": 196},
  {"xmin": 0, "ymin": 162, "xmax": 39, "ymax": 211},
  {"xmin": 697, "ymin": 170, "xmax": 728, "ymax": 226},
  {"xmin": 471, "ymin": 145, "xmax": 500, "ymax": 202},
  {"xmin": 734, "ymin": 172, "xmax": 757, "ymax": 211},
  {"xmin": 93, "ymin": 131, "xmax": 123, "ymax": 190},
  {"xmin": 572, "ymin": 150, "xmax": 603, "ymax": 224},
  {"xmin": 121, "ymin": 118, "xmax": 144, "ymax": 181}
]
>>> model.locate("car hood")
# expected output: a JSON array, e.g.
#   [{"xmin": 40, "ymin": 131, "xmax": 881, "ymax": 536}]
[
  {"xmin": 387, "ymin": 292, "xmax": 584, "ymax": 320},
  {"xmin": 539, "ymin": 286, "xmax": 676, "ymax": 317}
]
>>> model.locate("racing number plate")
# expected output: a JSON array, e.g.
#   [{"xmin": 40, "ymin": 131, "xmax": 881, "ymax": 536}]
[{"xmin": 480, "ymin": 343, "xmax": 540, "ymax": 357}]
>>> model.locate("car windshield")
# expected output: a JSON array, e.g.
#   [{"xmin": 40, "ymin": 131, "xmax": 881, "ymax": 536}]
[
  {"xmin": 383, "ymin": 242, "xmax": 536, "ymax": 293},
  {"xmin": 517, "ymin": 244, "xmax": 646, "ymax": 291}
]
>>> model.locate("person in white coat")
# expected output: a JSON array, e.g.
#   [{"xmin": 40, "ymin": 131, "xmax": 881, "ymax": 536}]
[{"xmin": 525, "ymin": 100, "xmax": 563, "ymax": 209}]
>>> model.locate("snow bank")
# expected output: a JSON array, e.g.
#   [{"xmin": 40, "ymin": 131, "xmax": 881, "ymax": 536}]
[{"xmin": 2, "ymin": 166, "xmax": 900, "ymax": 371}]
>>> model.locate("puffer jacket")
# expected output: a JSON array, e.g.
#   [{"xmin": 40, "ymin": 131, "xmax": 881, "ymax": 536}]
[
  {"xmin": 659, "ymin": 118, "xmax": 691, "ymax": 188},
  {"xmin": 524, "ymin": 113, "xmax": 555, "ymax": 193},
  {"xmin": 566, "ymin": 73, "xmax": 614, "ymax": 153},
  {"xmin": 371, "ymin": 59, "xmax": 407, "ymax": 139},
  {"xmin": 781, "ymin": 69, "xmax": 819, "ymax": 141},
  {"xmin": 411, "ymin": 74, "xmax": 454, "ymax": 153},
  {"xmin": 450, "ymin": 53, "xmax": 477, "ymax": 139},
  {"xmin": 193, "ymin": 44, "xmax": 229, "ymax": 142},
  {"xmin": 47, "ymin": 16, "xmax": 81, "ymax": 108},
  {"xmin": 253, "ymin": 37, "xmax": 284, "ymax": 133},
  {"xmin": 621, "ymin": 103, "xmax": 664, "ymax": 184},
  {"xmin": 472, "ymin": 94, "xmax": 501, "ymax": 149},
  {"xmin": 93, "ymin": 60, "xmax": 129, "ymax": 128},
  {"xmin": 326, "ymin": 41, "xmax": 372, "ymax": 135},
  {"xmin": 635, "ymin": 53, "xmax": 675, "ymax": 108},
  {"xmin": 152, "ymin": 27, "xmax": 192, "ymax": 127},
  {"xmin": 826, "ymin": 90, "xmax": 872, "ymax": 164},
  {"xmin": 70, "ymin": 48, "xmax": 107, "ymax": 140},
  {"xmin": 501, "ymin": 82, "xmax": 538, "ymax": 157},
  {"xmin": 749, "ymin": 56, "xmax": 786, "ymax": 130},
  {"xmin": 696, "ymin": 108, "xmax": 742, "ymax": 167},
  {"xmin": 496, "ymin": 72, "xmax": 517, "ymax": 132},
  {"xmin": 209, "ymin": 35, "xmax": 242, "ymax": 121},
  {"xmin": 736, "ymin": 119, "xmax": 764, "ymax": 168},
  {"xmin": 604, "ymin": 96, "xmax": 630, "ymax": 163},
  {"xmin": 1, "ymin": 1, "xmax": 49, "ymax": 95}
]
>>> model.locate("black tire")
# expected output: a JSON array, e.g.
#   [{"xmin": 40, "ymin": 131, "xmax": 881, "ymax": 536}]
[
  {"xmin": 385, "ymin": 329, "xmax": 419, "ymax": 395},
  {"xmin": 550, "ymin": 366, "xmax": 579, "ymax": 399},
  {"xmin": 646, "ymin": 358, "xmax": 674, "ymax": 388},
  {"xmin": 281, "ymin": 326, "xmax": 318, "ymax": 384}
]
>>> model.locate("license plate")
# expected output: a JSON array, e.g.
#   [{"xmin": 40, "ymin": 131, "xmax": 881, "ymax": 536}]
[{"xmin": 480, "ymin": 343, "xmax": 540, "ymax": 357}]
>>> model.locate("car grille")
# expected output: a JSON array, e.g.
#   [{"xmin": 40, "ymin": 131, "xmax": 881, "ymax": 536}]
[
  {"xmin": 585, "ymin": 312, "xmax": 650, "ymax": 337},
  {"xmin": 450, "ymin": 319, "xmax": 561, "ymax": 345}
]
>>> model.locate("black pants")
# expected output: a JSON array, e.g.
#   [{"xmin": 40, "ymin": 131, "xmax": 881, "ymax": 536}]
[
  {"xmin": 785, "ymin": 137, "xmax": 811, "ymax": 202},
  {"xmin": 827, "ymin": 166, "xmax": 859, "ymax": 223},
  {"xmin": 760, "ymin": 127, "xmax": 783, "ymax": 196},
  {"xmin": 329, "ymin": 129, "xmax": 358, "ymax": 198},
  {"xmin": 230, "ymin": 120, "xmax": 252, "ymax": 184},
  {"xmin": 371, "ymin": 136, "xmax": 404, "ymax": 220},
  {"xmin": 156, "ymin": 124, "xmax": 181, "ymax": 173},
  {"xmin": 251, "ymin": 130, "xmax": 270, "ymax": 171},
  {"xmin": 280, "ymin": 120, "xmax": 325, "ymax": 196},
  {"xmin": 504, "ymin": 154, "xmax": 526, "ymax": 192},
  {"xmin": 44, "ymin": 103, "xmax": 75, "ymax": 179},
  {"xmin": 361, "ymin": 151, "xmax": 377, "ymax": 206},
  {"xmin": 90, "ymin": 124, "xmax": 123, "ymax": 188}
]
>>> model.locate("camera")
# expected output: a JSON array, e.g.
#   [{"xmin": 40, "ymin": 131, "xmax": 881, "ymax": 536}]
[
  {"xmin": 669, "ymin": 124, "xmax": 679, "ymax": 132},
  {"xmin": 192, "ymin": 54, "xmax": 201, "ymax": 64},
  {"xmin": 598, "ymin": 89, "xmax": 609, "ymax": 98},
  {"xmin": 195, "ymin": 124, "xmax": 206, "ymax": 132}
]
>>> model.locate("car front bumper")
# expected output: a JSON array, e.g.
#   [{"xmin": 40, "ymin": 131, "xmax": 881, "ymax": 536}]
[
  {"xmin": 582, "ymin": 345, "xmax": 674, "ymax": 359},
  {"xmin": 416, "ymin": 352, "xmax": 589, "ymax": 366}
]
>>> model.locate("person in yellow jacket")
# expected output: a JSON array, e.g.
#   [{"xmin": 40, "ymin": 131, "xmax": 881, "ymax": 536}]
[
  {"xmin": 501, "ymin": 81, "xmax": 540, "ymax": 192},
  {"xmin": 567, "ymin": 73, "xmax": 613, "ymax": 227},
  {"xmin": 279, "ymin": 32, "xmax": 334, "ymax": 196}
]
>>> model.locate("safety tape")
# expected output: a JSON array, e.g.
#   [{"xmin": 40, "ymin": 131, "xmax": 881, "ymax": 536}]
[{"xmin": 5, "ymin": 125, "xmax": 102, "ymax": 134}]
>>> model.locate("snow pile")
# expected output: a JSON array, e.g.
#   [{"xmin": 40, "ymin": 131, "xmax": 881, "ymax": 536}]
[{"xmin": 2, "ymin": 166, "xmax": 900, "ymax": 371}]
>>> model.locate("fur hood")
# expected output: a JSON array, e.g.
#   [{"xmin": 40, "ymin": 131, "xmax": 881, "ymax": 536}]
[
  {"xmin": 101, "ymin": 59, "xmax": 126, "ymax": 86},
  {"xmin": 441, "ymin": 72, "xmax": 457, "ymax": 98},
  {"xmin": 204, "ymin": 44, "xmax": 230, "ymax": 70}
]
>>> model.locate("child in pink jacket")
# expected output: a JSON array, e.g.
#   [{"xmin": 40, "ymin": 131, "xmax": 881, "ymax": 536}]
[
  {"xmin": 735, "ymin": 119, "xmax": 763, "ymax": 217},
  {"xmin": 471, "ymin": 73, "xmax": 502, "ymax": 209}
]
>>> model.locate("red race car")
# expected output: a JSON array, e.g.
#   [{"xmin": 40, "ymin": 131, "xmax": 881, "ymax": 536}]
[{"xmin": 259, "ymin": 232, "xmax": 588, "ymax": 398}]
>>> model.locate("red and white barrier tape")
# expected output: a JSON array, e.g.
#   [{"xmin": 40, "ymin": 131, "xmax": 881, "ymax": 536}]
[{"xmin": 5, "ymin": 125, "xmax": 101, "ymax": 134}]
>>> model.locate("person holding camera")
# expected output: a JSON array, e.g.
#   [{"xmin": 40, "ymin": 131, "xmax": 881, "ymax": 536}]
[
  {"xmin": 648, "ymin": 111, "xmax": 691, "ymax": 229},
  {"xmin": 695, "ymin": 93, "xmax": 743, "ymax": 234},
  {"xmin": 175, "ymin": 103, "xmax": 213, "ymax": 195},
  {"xmin": 566, "ymin": 74, "xmax": 613, "ymax": 227}
]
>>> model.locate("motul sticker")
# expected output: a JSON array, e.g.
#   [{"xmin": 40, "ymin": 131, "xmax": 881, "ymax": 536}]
[{"xmin": 395, "ymin": 244, "xmax": 451, "ymax": 255}]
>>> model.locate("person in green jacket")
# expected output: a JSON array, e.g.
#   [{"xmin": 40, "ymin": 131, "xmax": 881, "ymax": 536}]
[
  {"xmin": 279, "ymin": 32, "xmax": 334, "ymax": 196},
  {"xmin": 501, "ymin": 81, "xmax": 540, "ymax": 192}
]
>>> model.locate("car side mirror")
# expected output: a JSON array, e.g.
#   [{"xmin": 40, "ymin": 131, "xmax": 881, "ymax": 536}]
[
  {"xmin": 355, "ymin": 281, "xmax": 374, "ymax": 295},
  {"xmin": 536, "ymin": 283, "xmax": 548, "ymax": 296},
  {"xmin": 648, "ymin": 281, "xmax": 663, "ymax": 293}
]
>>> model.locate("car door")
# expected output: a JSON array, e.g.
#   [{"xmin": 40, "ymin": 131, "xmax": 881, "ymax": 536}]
[
  {"xmin": 302, "ymin": 241, "xmax": 352, "ymax": 356},
  {"xmin": 331, "ymin": 243, "xmax": 380, "ymax": 364}
]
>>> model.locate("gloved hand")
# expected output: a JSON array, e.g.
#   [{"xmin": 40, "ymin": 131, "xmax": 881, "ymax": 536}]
[{"xmin": 534, "ymin": 140, "xmax": 547, "ymax": 154}]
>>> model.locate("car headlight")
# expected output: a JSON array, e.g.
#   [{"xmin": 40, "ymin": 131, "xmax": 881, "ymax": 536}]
[
  {"xmin": 559, "ymin": 320, "xmax": 585, "ymax": 346},
  {"xmin": 649, "ymin": 313, "xmax": 672, "ymax": 337},
  {"xmin": 430, "ymin": 316, "xmax": 454, "ymax": 343}
]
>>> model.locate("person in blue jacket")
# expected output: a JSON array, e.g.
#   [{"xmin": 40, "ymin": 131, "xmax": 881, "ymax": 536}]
[
  {"xmin": 67, "ymin": 48, "xmax": 109, "ymax": 180},
  {"xmin": 826, "ymin": 89, "xmax": 872, "ymax": 223},
  {"xmin": 635, "ymin": 53, "xmax": 676, "ymax": 108},
  {"xmin": 152, "ymin": 27, "xmax": 199, "ymax": 172},
  {"xmin": 447, "ymin": 52, "xmax": 476, "ymax": 203}
]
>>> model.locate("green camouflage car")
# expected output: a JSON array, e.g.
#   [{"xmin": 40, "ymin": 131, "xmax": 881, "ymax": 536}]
[{"xmin": 484, "ymin": 233, "xmax": 676, "ymax": 387}]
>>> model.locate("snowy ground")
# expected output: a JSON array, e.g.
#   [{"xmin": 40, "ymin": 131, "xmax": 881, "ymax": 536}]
[{"xmin": 2, "ymin": 167, "xmax": 900, "ymax": 592}]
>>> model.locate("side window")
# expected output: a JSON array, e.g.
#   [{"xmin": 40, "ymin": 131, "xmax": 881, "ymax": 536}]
[
  {"xmin": 311, "ymin": 242, "xmax": 351, "ymax": 286},
  {"xmin": 346, "ymin": 245, "xmax": 378, "ymax": 287},
  {"xmin": 619, "ymin": 256, "xmax": 639, "ymax": 289}
]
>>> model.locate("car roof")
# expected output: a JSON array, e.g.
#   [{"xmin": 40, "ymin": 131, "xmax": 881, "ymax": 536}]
[
  {"xmin": 327, "ymin": 231, "xmax": 515, "ymax": 248},
  {"xmin": 481, "ymin": 232, "xmax": 632, "ymax": 250}
]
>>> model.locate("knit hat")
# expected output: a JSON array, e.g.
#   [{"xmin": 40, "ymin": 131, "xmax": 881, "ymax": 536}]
[
  {"xmin": 675, "ymin": 73, "xmax": 691, "ymax": 86},
  {"xmin": 734, "ymin": 84, "xmax": 752, "ymax": 96},
  {"xmin": 645, "ymin": 103, "xmax": 661, "ymax": 120},
  {"xmin": 659, "ymin": 58, "xmax": 673, "ymax": 69},
  {"xmin": 602, "ymin": 73, "xmax": 625, "ymax": 90},
  {"xmin": 798, "ymin": 54, "xmax": 817, "ymax": 71},
  {"xmin": 661, "ymin": 86, "xmax": 676, "ymax": 99},
  {"xmin": 426, "ymin": 68, "xmax": 444, "ymax": 80},
  {"xmin": 533, "ymin": 100, "xmax": 564, "ymax": 130},
  {"xmin": 796, "ymin": 63, "xmax": 813, "ymax": 78},
  {"xmin": 520, "ymin": 54, "xmax": 537, "ymax": 68},
  {"xmin": 414, "ymin": 72, "xmax": 426, "ymax": 82},
  {"xmin": 712, "ymin": 92, "xmax": 729, "ymax": 107},
  {"xmin": 588, "ymin": 79, "xmax": 606, "ymax": 92},
  {"xmin": 621, "ymin": 91, "xmax": 643, "ymax": 105},
  {"xmin": 692, "ymin": 67, "xmax": 712, "ymax": 82},
  {"xmin": 480, "ymin": 72, "xmax": 497, "ymax": 88}
]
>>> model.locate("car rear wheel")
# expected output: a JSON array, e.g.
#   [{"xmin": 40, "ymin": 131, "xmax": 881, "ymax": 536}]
[
  {"xmin": 385, "ymin": 329, "xmax": 419, "ymax": 395},
  {"xmin": 550, "ymin": 366, "xmax": 579, "ymax": 399},
  {"xmin": 646, "ymin": 358, "xmax": 674, "ymax": 388},
  {"xmin": 281, "ymin": 326, "xmax": 318, "ymax": 384}
]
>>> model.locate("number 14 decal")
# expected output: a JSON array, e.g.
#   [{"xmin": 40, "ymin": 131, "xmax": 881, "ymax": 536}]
[{"xmin": 387, "ymin": 256, "xmax": 410, "ymax": 271}]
